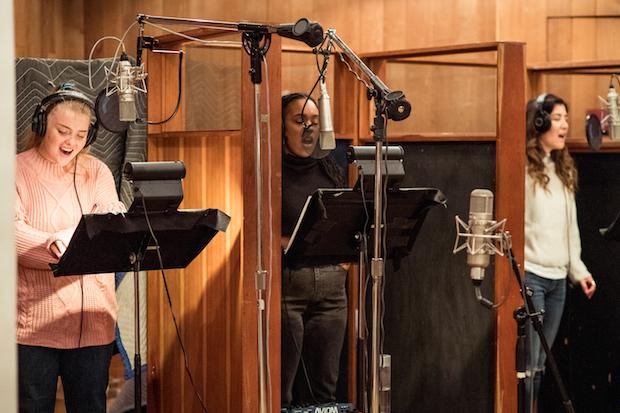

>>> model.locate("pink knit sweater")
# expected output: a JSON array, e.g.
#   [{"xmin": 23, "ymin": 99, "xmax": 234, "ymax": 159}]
[{"xmin": 15, "ymin": 148, "xmax": 125, "ymax": 349}]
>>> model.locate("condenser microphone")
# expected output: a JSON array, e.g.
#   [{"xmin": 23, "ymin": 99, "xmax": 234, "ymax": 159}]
[
  {"xmin": 118, "ymin": 54, "xmax": 137, "ymax": 122},
  {"xmin": 466, "ymin": 189, "xmax": 495, "ymax": 284},
  {"xmin": 607, "ymin": 84, "xmax": 620, "ymax": 140},
  {"xmin": 318, "ymin": 78, "xmax": 335, "ymax": 150}
]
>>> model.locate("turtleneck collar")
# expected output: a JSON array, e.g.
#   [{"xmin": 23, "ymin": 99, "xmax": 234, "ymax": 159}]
[
  {"xmin": 24, "ymin": 147, "xmax": 76, "ymax": 180},
  {"xmin": 283, "ymin": 151, "xmax": 318, "ymax": 171}
]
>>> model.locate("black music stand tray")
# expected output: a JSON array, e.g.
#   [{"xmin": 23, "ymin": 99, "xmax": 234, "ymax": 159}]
[
  {"xmin": 283, "ymin": 187, "xmax": 446, "ymax": 268},
  {"xmin": 50, "ymin": 208, "xmax": 231, "ymax": 413}
]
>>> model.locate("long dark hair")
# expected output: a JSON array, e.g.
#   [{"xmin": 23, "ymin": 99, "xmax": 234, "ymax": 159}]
[
  {"xmin": 281, "ymin": 92, "xmax": 345, "ymax": 187},
  {"xmin": 525, "ymin": 93, "xmax": 577, "ymax": 193}
]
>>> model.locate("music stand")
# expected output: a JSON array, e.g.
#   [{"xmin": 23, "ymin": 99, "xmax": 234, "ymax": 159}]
[
  {"xmin": 283, "ymin": 187, "xmax": 445, "ymax": 411},
  {"xmin": 51, "ymin": 208, "xmax": 231, "ymax": 413},
  {"xmin": 284, "ymin": 188, "xmax": 445, "ymax": 266}
]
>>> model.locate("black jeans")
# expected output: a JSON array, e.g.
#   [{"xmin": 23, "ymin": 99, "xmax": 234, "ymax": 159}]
[
  {"xmin": 18, "ymin": 342, "xmax": 114, "ymax": 413},
  {"xmin": 281, "ymin": 265, "xmax": 348, "ymax": 407}
]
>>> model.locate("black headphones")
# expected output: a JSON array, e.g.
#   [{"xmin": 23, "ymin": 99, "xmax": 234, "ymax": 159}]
[
  {"xmin": 533, "ymin": 93, "xmax": 551, "ymax": 134},
  {"xmin": 31, "ymin": 86, "xmax": 99, "ymax": 147}
]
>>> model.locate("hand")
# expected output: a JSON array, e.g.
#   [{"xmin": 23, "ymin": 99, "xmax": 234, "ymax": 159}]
[
  {"xmin": 50, "ymin": 240, "xmax": 66, "ymax": 259},
  {"xmin": 579, "ymin": 275, "xmax": 596, "ymax": 299},
  {"xmin": 339, "ymin": 262, "xmax": 351, "ymax": 272}
]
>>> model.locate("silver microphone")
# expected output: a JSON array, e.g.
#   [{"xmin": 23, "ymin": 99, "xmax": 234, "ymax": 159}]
[
  {"xmin": 454, "ymin": 189, "xmax": 507, "ymax": 308},
  {"xmin": 466, "ymin": 189, "xmax": 495, "ymax": 284},
  {"xmin": 607, "ymin": 85, "xmax": 620, "ymax": 140},
  {"xmin": 118, "ymin": 56, "xmax": 137, "ymax": 122},
  {"xmin": 318, "ymin": 78, "xmax": 335, "ymax": 150}
]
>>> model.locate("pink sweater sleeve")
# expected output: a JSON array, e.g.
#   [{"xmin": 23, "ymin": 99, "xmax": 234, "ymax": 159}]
[
  {"xmin": 90, "ymin": 162, "xmax": 126, "ymax": 214},
  {"xmin": 15, "ymin": 186, "xmax": 59, "ymax": 270}
]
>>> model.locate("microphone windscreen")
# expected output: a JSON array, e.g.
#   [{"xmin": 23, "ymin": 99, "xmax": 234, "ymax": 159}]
[
  {"xmin": 277, "ymin": 18, "xmax": 324, "ymax": 48},
  {"xmin": 585, "ymin": 112, "xmax": 602, "ymax": 151},
  {"xmin": 95, "ymin": 89, "xmax": 129, "ymax": 133}
]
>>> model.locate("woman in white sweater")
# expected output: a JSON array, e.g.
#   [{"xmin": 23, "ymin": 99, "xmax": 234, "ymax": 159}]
[{"xmin": 524, "ymin": 93, "xmax": 597, "ymax": 412}]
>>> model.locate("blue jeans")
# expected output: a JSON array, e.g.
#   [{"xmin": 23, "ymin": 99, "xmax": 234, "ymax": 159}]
[
  {"xmin": 18, "ymin": 342, "xmax": 114, "ymax": 413},
  {"xmin": 523, "ymin": 271, "xmax": 567, "ymax": 413},
  {"xmin": 281, "ymin": 265, "xmax": 348, "ymax": 407}
]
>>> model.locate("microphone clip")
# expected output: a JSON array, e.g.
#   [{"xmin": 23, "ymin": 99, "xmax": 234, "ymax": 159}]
[{"xmin": 452, "ymin": 215, "xmax": 510, "ymax": 256}]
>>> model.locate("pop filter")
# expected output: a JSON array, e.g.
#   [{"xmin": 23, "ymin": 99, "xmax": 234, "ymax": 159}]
[
  {"xmin": 585, "ymin": 112, "xmax": 603, "ymax": 151},
  {"xmin": 95, "ymin": 89, "xmax": 130, "ymax": 133}
]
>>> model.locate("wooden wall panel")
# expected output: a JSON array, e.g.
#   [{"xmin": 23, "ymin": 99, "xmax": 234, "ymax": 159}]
[
  {"xmin": 185, "ymin": 44, "xmax": 241, "ymax": 131},
  {"xmin": 148, "ymin": 132, "xmax": 243, "ymax": 412},
  {"xmin": 281, "ymin": 50, "xmax": 334, "ymax": 98},
  {"xmin": 17, "ymin": 0, "xmax": 499, "ymax": 59},
  {"xmin": 14, "ymin": 0, "xmax": 620, "ymax": 72},
  {"xmin": 146, "ymin": 34, "xmax": 282, "ymax": 413},
  {"xmin": 82, "ymin": 0, "xmax": 139, "ymax": 57},
  {"xmin": 14, "ymin": 0, "xmax": 85, "ymax": 58},
  {"xmin": 147, "ymin": 131, "xmax": 244, "ymax": 413},
  {"xmin": 382, "ymin": 62, "xmax": 497, "ymax": 136},
  {"xmin": 496, "ymin": 1, "xmax": 548, "ymax": 62}
]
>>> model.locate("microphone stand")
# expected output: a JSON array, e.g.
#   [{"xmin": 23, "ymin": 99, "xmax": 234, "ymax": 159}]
[
  {"xmin": 242, "ymin": 30, "xmax": 272, "ymax": 413},
  {"xmin": 136, "ymin": 14, "xmax": 324, "ymax": 413},
  {"xmin": 324, "ymin": 29, "xmax": 411, "ymax": 413},
  {"xmin": 502, "ymin": 233, "xmax": 576, "ymax": 413}
]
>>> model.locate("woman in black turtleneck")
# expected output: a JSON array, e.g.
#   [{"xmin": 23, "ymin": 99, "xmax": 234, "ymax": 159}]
[{"xmin": 281, "ymin": 93, "xmax": 347, "ymax": 408}]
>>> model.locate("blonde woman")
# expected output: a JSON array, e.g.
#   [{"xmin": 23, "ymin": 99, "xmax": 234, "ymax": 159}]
[{"xmin": 16, "ymin": 84, "xmax": 125, "ymax": 413}]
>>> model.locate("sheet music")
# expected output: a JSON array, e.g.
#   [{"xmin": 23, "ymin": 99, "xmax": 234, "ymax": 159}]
[{"xmin": 284, "ymin": 193, "xmax": 314, "ymax": 254}]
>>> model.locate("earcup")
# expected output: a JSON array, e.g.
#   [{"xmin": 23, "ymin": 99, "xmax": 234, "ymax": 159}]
[
  {"xmin": 533, "ymin": 109, "xmax": 551, "ymax": 134},
  {"xmin": 31, "ymin": 104, "xmax": 47, "ymax": 137},
  {"xmin": 84, "ymin": 120, "xmax": 98, "ymax": 147},
  {"xmin": 533, "ymin": 93, "xmax": 551, "ymax": 134}
]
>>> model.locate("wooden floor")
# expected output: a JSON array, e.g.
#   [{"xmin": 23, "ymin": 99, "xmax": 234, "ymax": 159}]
[{"xmin": 54, "ymin": 354, "xmax": 126, "ymax": 413}]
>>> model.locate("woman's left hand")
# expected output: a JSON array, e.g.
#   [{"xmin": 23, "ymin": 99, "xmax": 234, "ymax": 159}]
[
  {"xmin": 579, "ymin": 275, "xmax": 597, "ymax": 299},
  {"xmin": 50, "ymin": 240, "xmax": 66, "ymax": 259}
]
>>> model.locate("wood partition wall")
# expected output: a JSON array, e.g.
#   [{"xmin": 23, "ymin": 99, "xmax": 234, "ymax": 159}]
[
  {"xmin": 145, "ymin": 30, "xmax": 282, "ymax": 413},
  {"xmin": 144, "ymin": 36, "xmax": 527, "ymax": 412},
  {"xmin": 526, "ymin": 62, "xmax": 620, "ymax": 412},
  {"xmin": 334, "ymin": 42, "xmax": 526, "ymax": 413}
]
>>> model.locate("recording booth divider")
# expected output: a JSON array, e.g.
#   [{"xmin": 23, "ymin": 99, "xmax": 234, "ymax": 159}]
[
  {"xmin": 528, "ymin": 60, "xmax": 620, "ymax": 413},
  {"xmin": 337, "ymin": 42, "xmax": 526, "ymax": 413},
  {"xmin": 383, "ymin": 142, "xmax": 496, "ymax": 413},
  {"xmin": 146, "ymin": 35, "xmax": 526, "ymax": 413},
  {"xmin": 146, "ymin": 32, "xmax": 283, "ymax": 413}
]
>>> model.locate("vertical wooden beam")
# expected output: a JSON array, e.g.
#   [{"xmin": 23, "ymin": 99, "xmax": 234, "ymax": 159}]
[{"xmin": 495, "ymin": 42, "xmax": 526, "ymax": 413}]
